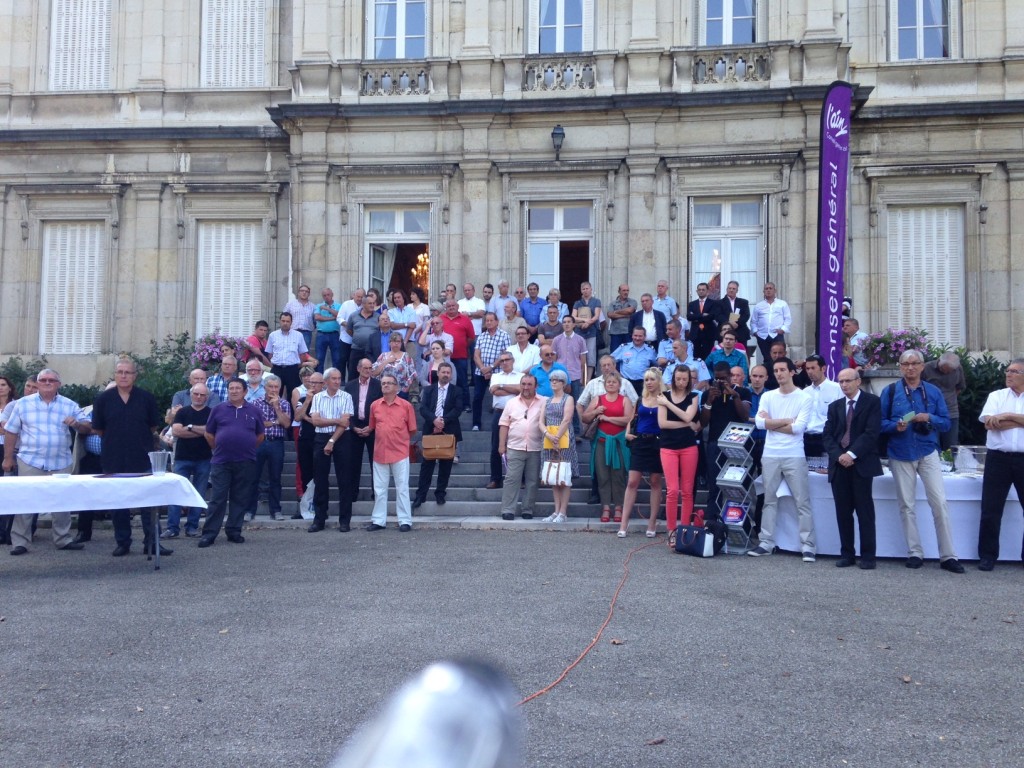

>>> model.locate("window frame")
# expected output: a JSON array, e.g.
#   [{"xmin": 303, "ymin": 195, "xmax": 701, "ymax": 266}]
[
  {"xmin": 527, "ymin": 0, "xmax": 594, "ymax": 55},
  {"xmin": 888, "ymin": 0, "xmax": 961, "ymax": 61},
  {"xmin": 689, "ymin": 197, "xmax": 764, "ymax": 301},
  {"xmin": 365, "ymin": 0, "xmax": 430, "ymax": 60}
]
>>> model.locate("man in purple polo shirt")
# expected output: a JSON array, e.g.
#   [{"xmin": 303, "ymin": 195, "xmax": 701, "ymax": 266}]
[{"xmin": 197, "ymin": 378, "xmax": 265, "ymax": 548}]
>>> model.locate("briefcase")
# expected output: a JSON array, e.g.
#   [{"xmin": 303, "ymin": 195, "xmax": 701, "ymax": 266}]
[{"xmin": 421, "ymin": 434, "xmax": 456, "ymax": 461}]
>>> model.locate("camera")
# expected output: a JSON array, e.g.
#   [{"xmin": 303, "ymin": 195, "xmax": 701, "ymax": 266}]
[{"xmin": 912, "ymin": 422, "xmax": 933, "ymax": 436}]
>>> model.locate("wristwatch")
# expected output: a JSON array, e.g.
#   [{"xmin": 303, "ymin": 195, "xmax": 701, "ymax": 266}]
[
  {"xmin": 328, "ymin": 438, "xmax": 335, "ymax": 443},
  {"xmin": 187, "ymin": 424, "xmax": 194, "ymax": 432}
]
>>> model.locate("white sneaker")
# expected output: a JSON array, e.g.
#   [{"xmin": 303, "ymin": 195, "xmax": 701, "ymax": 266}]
[
  {"xmin": 802, "ymin": 551, "xmax": 816, "ymax": 563},
  {"xmin": 553, "ymin": 513, "xmax": 566, "ymax": 523},
  {"xmin": 542, "ymin": 513, "xmax": 558, "ymax": 522},
  {"xmin": 472, "ymin": 426, "xmax": 480, "ymax": 431}
]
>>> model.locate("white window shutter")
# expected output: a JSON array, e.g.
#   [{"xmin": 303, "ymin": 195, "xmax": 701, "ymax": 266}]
[
  {"xmin": 196, "ymin": 221, "xmax": 264, "ymax": 338},
  {"xmin": 528, "ymin": 0, "xmax": 539, "ymax": 54},
  {"xmin": 202, "ymin": 0, "xmax": 265, "ymax": 88},
  {"xmin": 50, "ymin": 0, "xmax": 111, "ymax": 90},
  {"xmin": 887, "ymin": 205, "xmax": 964, "ymax": 347},
  {"xmin": 40, "ymin": 222, "xmax": 106, "ymax": 354},
  {"xmin": 582, "ymin": 0, "xmax": 594, "ymax": 51}
]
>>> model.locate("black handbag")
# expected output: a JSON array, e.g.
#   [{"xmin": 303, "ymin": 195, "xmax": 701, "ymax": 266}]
[{"xmin": 673, "ymin": 524, "xmax": 714, "ymax": 557}]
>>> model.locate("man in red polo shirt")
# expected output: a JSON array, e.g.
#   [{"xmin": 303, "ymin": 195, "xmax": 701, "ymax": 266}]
[
  {"xmin": 367, "ymin": 373, "xmax": 418, "ymax": 531},
  {"xmin": 442, "ymin": 298, "xmax": 475, "ymax": 414}
]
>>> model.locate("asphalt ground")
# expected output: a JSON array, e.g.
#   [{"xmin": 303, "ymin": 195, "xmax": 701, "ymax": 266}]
[{"xmin": 2, "ymin": 524, "xmax": 1023, "ymax": 768}]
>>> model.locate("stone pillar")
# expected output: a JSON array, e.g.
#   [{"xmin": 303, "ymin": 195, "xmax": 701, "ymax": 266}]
[{"xmin": 131, "ymin": 183, "xmax": 169, "ymax": 342}]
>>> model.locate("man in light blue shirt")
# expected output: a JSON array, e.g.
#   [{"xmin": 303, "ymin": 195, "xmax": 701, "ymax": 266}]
[{"xmin": 612, "ymin": 327, "xmax": 658, "ymax": 394}]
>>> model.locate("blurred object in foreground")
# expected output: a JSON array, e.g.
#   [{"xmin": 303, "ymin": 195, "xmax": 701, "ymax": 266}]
[{"xmin": 331, "ymin": 660, "xmax": 522, "ymax": 768}]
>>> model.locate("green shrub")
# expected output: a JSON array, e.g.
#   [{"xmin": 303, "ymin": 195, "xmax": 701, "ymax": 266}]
[
  {"xmin": 0, "ymin": 356, "xmax": 48, "ymax": 395},
  {"xmin": 958, "ymin": 352, "xmax": 1006, "ymax": 445},
  {"xmin": 127, "ymin": 332, "xmax": 193, "ymax": 413}
]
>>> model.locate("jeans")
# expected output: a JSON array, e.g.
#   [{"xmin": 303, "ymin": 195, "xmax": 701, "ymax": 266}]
[
  {"xmin": 890, "ymin": 452, "xmax": 957, "ymax": 560},
  {"xmin": 247, "ymin": 439, "xmax": 284, "ymax": 517},
  {"xmin": 371, "ymin": 460, "xmax": 412, "ymax": 526},
  {"xmin": 316, "ymin": 331, "xmax": 342, "ymax": 373},
  {"xmin": 166, "ymin": 458, "xmax": 211, "ymax": 534},
  {"xmin": 489, "ymin": 408, "xmax": 504, "ymax": 484},
  {"xmin": 452, "ymin": 357, "xmax": 470, "ymax": 412},
  {"xmin": 661, "ymin": 446, "xmax": 698, "ymax": 530},
  {"xmin": 299, "ymin": 329, "xmax": 313, "ymax": 350},
  {"xmin": 472, "ymin": 373, "xmax": 490, "ymax": 428},
  {"xmin": 758, "ymin": 455, "xmax": 815, "ymax": 554},
  {"xmin": 202, "ymin": 460, "xmax": 256, "ymax": 539}
]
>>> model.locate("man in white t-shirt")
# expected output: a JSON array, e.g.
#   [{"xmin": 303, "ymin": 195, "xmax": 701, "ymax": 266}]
[
  {"xmin": 748, "ymin": 356, "xmax": 816, "ymax": 561},
  {"xmin": 336, "ymin": 287, "xmax": 365, "ymax": 381}
]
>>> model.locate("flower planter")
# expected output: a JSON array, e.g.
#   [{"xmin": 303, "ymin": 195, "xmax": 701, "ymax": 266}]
[{"xmin": 861, "ymin": 367, "xmax": 902, "ymax": 396}]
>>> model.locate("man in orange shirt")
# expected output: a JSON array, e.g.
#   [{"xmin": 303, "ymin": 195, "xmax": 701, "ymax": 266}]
[{"xmin": 367, "ymin": 373, "xmax": 419, "ymax": 532}]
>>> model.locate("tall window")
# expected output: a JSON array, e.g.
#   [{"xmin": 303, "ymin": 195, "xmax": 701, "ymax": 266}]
[
  {"xmin": 891, "ymin": 0, "xmax": 957, "ymax": 60},
  {"xmin": 40, "ymin": 222, "xmax": 107, "ymax": 354},
  {"xmin": 367, "ymin": 0, "xmax": 427, "ymax": 59},
  {"xmin": 705, "ymin": 0, "xmax": 756, "ymax": 46},
  {"xmin": 201, "ymin": 0, "xmax": 266, "ymax": 87},
  {"xmin": 49, "ymin": 0, "xmax": 112, "ymax": 90},
  {"xmin": 529, "ymin": 0, "xmax": 593, "ymax": 54},
  {"xmin": 196, "ymin": 221, "xmax": 264, "ymax": 337},
  {"xmin": 526, "ymin": 203, "xmax": 592, "ymax": 304},
  {"xmin": 690, "ymin": 199, "xmax": 762, "ymax": 300},
  {"xmin": 887, "ymin": 205, "xmax": 964, "ymax": 346}
]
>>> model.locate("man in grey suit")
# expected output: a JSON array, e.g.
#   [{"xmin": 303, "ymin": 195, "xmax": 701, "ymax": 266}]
[{"xmin": 823, "ymin": 368, "xmax": 882, "ymax": 569}]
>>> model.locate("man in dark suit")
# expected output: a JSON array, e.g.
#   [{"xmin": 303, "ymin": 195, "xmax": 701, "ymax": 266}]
[
  {"xmin": 719, "ymin": 280, "xmax": 751, "ymax": 346},
  {"xmin": 627, "ymin": 292, "xmax": 668, "ymax": 347},
  {"xmin": 686, "ymin": 282, "xmax": 721, "ymax": 360},
  {"xmin": 823, "ymin": 368, "xmax": 883, "ymax": 569},
  {"xmin": 414, "ymin": 362, "xmax": 463, "ymax": 508},
  {"xmin": 343, "ymin": 357, "xmax": 383, "ymax": 517}
]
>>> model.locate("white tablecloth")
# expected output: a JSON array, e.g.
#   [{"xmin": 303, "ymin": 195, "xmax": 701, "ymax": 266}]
[
  {"xmin": 773, "ymin": 471, "xmax": 1021, "ymax": 561},
  {"xmin": 0, "ymin": 473, "xmax": 208, "ymax": 515}
]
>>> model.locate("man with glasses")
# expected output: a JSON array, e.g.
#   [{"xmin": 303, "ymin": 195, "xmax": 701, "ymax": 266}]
[
  {"xmin": 2, "ymin": 368, "xmax": 91, "ymax": 555},
  {"xmin": 164, "ymin": 383, "xmax": 214, "ymax": 538},
  {"xmin": 530, "ymin": 344, "xmax": 570, "ymax": 398},
  {"xmin": 243, "ymin": 360, "xmax": 266, "ymax": 402},
  {"xmin": 92, "ymin": 358, "xmax": 167, "ymax": 557},
  {"xmin": 976, "ymin": 359, "xmax": 1024, "ymax": 571},
  {"xmin": 507, "ymin": 326, "xmax": 540, "ymax": 373},
  {"xmin": 282, "ymin": 284, "xmax": 316, "ymax": 349},
  {"xmin": 367, "ymin": 373, "xmax": 419, "ymax": 531},
  {"xmin": 823, "ymin": 369, "xmax": 882, "ymax": 569},
  {"xmin": 880, "ymin": 349, "xmax": 964, "ymax": 573}
]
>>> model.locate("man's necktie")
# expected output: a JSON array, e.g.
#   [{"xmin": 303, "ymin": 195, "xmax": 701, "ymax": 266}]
[
  {"xmin": 840, "ymin": 400, "xmax": 855, "ymax": 449},
  {"xmin": 435, "ymin": 387, "xmax": 445, "ymax": 419}
]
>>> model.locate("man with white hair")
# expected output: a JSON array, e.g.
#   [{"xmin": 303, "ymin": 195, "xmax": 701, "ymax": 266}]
[
  {"xmin": 922, "ymin": 351, "xmax": 967, "ymax": 451},
  {"xmin": 880, "ymin": 349, "xmax": 964, "ymax": 573},
  {"xmin": 2, "ymin": 368, "xmax": 91, "ymax": 555}
]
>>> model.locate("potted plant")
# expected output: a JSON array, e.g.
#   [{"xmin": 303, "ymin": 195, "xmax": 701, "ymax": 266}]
[{"xmin": 859, "ymin": 327, "xmax": 930, "ymax": 394}]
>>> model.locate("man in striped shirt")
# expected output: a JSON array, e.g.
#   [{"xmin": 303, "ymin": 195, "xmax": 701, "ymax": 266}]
[
  {"xmin": 308, "ymin": 367, "xmax": 354, "ymax": 532},
  {"xmin": 242, "ymin": 375, "xmax": 292, "ymax": 522}
]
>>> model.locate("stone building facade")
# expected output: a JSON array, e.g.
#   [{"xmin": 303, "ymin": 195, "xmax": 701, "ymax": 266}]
[{"xmin": 0, "ymin": 0, "xmax": 1021, "ymax": 382}]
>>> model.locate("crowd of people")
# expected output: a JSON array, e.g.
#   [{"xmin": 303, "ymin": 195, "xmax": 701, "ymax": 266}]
[{"xmin": 1, "ymin": 277, "xmax": 1022, "ymax": 573}]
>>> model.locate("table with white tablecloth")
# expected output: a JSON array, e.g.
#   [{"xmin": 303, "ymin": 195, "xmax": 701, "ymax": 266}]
[
  {"xmin": 772, "ymin": 471, "xmax": 1021, "ymax": 561},
  {"xmin": 0, "ymin": 473, "xmax": 207, "ymax": 515}
]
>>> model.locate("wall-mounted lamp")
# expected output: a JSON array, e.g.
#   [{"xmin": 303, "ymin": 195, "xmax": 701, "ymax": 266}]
[
  {"xmin": 979, "ymin": 203, "xmax": 988, "ymax": 224},
  {"xmin": 606, "ymin": 200, "xmax": 615, "ymax": 221},
  {"xmin": 780, "ymin": 195, "xmax": 789, "ymax": 217},
  {"xmin": 669, "ymin": 200, "xmax": 678, "ymax": 221},
  {"xmin": 551, "ymin": 124, "xmax": 565, "ymax": 161},
  {"xmin": 341, "ymin": 204, "xmax": 349, "ymax": 226},
  {"xmin": 442, "ymin": 204, "xmax": 450, "ymax": 224},
  {"xmin": 502, "ymin": 203, "xmax": 510, "ymax": 223}
]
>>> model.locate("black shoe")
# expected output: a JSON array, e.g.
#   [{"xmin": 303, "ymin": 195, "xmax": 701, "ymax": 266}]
[
  {"xmin": 144, "ymin": 543, "xmax": 173, "ymax": 556},
  {"xmin": 412, "ymin": 497, "xmax": 425, "ymax": 510},
  {"xmin": 197, "ymin": 536, "xmax": 216, "ymax": 548},
  {"xmin": 978, "ymin": 558, "xmax": 995, "ymax": 572},
  {"xmin": 10, "ymin": 546, "xmax": 27, "ymax": 556},
  {"xmin": 338, "ymin": 523, "xmax": 351, "ymax": 532},
  {"xmin": 587, "ymin": 495, "xmax": 601, "ymax": 505},
  {"xmin": 226, "ymin": 533, "xmax": 245, "ymax": 544},
  {"xmin": 60, "ymin": 542, "xmax": 85, "ymax": 551},
  {"xmin": 835, "ymin": 557, "xmax": 855, "ymax": 568},
  {"xmin": 501, "ymin": 512, "xmax": 514, "ymax": 521},
  {"xmin": 307, "ymin": 523, "xmax": 325, "ymax": 533},
  {"xmin": 905, "ymin": 556, "xmax": 924, "ymax": 569},
  {"xmin": 521, "ymin": 511, "xmax": 533, "ymax": 519},
  {"xmin": 290, "ymin": 513, "xmax": 303, "ymax": 520},
  {"xmin": 434, "ymin": 493, "xmax": 446, "ymax": 506},
  {"xmin": 73, "ymin": 534, "xmax": 91, "ymax": 544},
  {"xmin": 940, "ymin": 558, "xmax": 965, "ymax": 574},
  {"xmin": 269, "ymin": 512, "xmax": 278, "ymax": 521},
  {"xmin": 858, "ymin": 559, "xmax": 876, "ymax": 570},
  {"xmin": 112, "ymin": 545, "xmax": 130, "ymax": 557},
  {"xmin": 365, "ymin": 523, "xmax": 386, "ymax": 531},
  {"xmin": 399, "ymin": 524, "xmax": 412, "ymax": 532}
]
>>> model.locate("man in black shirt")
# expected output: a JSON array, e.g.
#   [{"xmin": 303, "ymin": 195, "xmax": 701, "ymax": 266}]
[
  {"xmin": 163, "ymin": 383, "xmax": 213, "ymax": 538},
  {"xmin": 91, "ymin": 358, "xmax": 166, "ymax": 557}
]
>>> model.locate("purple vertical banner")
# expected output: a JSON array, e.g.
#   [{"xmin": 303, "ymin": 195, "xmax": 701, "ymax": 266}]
[{"xmin": 816, "ymin": 81, "xmax": 853, "ymax": 380}]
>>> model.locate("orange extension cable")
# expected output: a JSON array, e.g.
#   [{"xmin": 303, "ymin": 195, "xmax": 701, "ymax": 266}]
[{"xmin": 518, "ymin": 539, "xmax": 662, "ymax": 706}]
